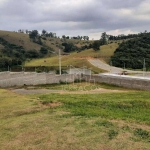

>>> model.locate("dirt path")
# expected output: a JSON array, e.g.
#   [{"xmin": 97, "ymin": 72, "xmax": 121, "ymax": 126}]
[
  {"xmin": 11, "ymin": 89, "xmax": 63, "ymax": 95},
  {"xmin": 11, "ymin": 88, "xmax": 126, "ymax": 95}
]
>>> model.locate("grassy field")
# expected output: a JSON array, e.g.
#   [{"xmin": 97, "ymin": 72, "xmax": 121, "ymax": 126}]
[
  {"xmin": 0, "ymin": 84, "xmax": 150, "ymax": 150},
  {"xmin": 25, "ymin": 42, "xmax": 119, "ymax": 73}
]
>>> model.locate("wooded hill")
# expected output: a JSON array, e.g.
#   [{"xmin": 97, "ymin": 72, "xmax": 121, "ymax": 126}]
[
  {"xmin": 0, "ymin": 30, "xmax": 92, "ymax": 70},
  {"xmin": 1, "ymin": 29, "xmax": 150, "ymax": 71},
  {"xmin": 111, "ymin": 32, "xmax": 150, "ymax": 70}
]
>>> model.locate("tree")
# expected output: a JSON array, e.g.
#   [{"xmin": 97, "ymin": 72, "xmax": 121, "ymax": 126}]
[
  {"xmin": 92, "ymin": 40, "xmax": 100, "ymax": 51},
  {"xmin": 100, "ymin": 32, "xmax": 108, "ymax": 45},
  {"xmin": 83, "ymin": 36, "xmax": 89, "ymax": 40},
  {"xmin": 62, "ymin": 35, "xmax": 66, "ymax": 39},
  {"xmin": 42, "ymin": 29, "xmax": 47, "ymax": 36},
  {"xmin": 40, "ymin": 47, "xmax": 48, "ymax": 54},
  {"xmin": 29, "ymin": 30, "xmax": 39, "ymax": 39},
  {"xmin": 62, "ymin": 42, "xmax": 78, "ymax": 52},
  {"xmin": 25, "ymin": 50, "xmax": 39, "ymax": 58}
]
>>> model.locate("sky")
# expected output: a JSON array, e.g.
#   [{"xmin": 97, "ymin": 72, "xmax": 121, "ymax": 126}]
[{"xmin": 0, "ymin": 0, "xmax": 150, "ymax": 39}]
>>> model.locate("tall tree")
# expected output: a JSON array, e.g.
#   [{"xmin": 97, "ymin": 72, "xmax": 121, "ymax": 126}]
[
  {"xmin": 42, "ymin": 29, "xmax": 47, "ymax": 36},
  {"xmin": 29, "ymin": 30, "xmax": 39, "ymax": 39},
  {"xmin": 100, "ymin": 32, "xmax": 108, "ymax": 45}
]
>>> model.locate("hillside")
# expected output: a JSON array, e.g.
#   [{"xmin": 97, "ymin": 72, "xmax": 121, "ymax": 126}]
[
  {"xmin": 25, "ymin": 43, "xmax": 119, "ymax": 73},
  {"xmin": 0, "ymin": 30, "xmax": 94, "ymax": 70},
  {"xmin": 0, "ymin": 30, "xmax": 121, "ymax": 73},
  {"xmin": 0, "ymin": 30, "xmax": 92, "ymax": 53},
  {"xmin": 0, "ymin": 30, "xmax": 41, "ymax": 51},
  {"xmin": 111, "ymin": 32, "xmax": 150, "ymax": 69}
]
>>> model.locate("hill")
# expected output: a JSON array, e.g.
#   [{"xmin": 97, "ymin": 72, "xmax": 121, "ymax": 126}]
[
  {"xmin": 0, "ymin": 30, "xmax": 122, "ymax": 73},
  {"xmin": 111, "ymin": 32, "xmax": 150, "ymax": 70},
  {"xmin": 0, "ymin": 30, "xmax": 41, "ymax": 51},
  {"xmin": 25, "ymin": 42, "xmax": 119, "ymax": 73},
  {"xmin": 0, "ymin": 30, "xmax": 92, "ymax": 53},
  {"xmin": 0, "ymin": 30, "xmax": 94, "ymax": 71}
]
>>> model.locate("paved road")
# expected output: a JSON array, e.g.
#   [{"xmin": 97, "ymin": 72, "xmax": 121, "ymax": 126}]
[
  {"xmin": 88, "ymin": 59, "xmax": 146, "ymax": 74},
  {"xmin": 88, "ymin": 59, "xmax": 123, "ymax": 73}
]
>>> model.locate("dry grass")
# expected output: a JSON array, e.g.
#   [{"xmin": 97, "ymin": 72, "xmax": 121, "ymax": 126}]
[
  {"xmin": 0, "ymin": 87, "xmax": 150, "ymax": 149},
  {"xmin": 0, "ymin": 30, "xmax": 41, "ymax": 51},
  {"xmin": 25, "ymin": 42, "xmax": 119, "ymax": 73},
  {"xmin": 0, "ymin": 30, "xmax": 93, "ymax": 53}
]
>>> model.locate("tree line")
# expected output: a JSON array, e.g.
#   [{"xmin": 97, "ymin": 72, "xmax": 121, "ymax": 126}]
[{"xmin": 111, "ymin": 32, "xmax": 150, "ymax": 69}]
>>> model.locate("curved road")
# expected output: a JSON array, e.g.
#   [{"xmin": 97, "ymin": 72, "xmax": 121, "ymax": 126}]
[
  {"xmin": 88, "ymin": 59, "xmax": 147, "ymax": 75},
  {"xmin": 88, "ymin": 59, "xmax": 123, "ymax": 73}
]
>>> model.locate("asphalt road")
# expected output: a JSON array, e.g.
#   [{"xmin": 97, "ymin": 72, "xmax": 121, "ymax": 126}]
[
  {"xmin": 88, "ymin": 59, "xmax": 149, "ymax": 75},
  {"xmin": 88, "ymin": 59, "xmax": 123, "ymax": 73}
]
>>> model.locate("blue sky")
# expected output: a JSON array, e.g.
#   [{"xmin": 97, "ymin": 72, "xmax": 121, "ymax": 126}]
[{"xmin": 0, "ymin": 0, "xmax": 150, "ymax": 39}]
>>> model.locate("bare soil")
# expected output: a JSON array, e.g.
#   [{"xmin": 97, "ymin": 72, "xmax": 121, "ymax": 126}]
[{"xmin": 11, "ymin": 88, "xmax": 126, "ymax": 95}]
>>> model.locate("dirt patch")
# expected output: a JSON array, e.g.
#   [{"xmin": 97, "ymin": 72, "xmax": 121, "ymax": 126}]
[
  {"xmin": 11, "ymin": 89, "xmax": 63, "ymax": 95},
  {"xmin": 59, "ymin": 88, "xmax": 126, "ymax": 95},
  {"xmin": 40, "ymin": 102, "xmax": 62, "ymax": 108},
  {"xmin": 111, "ymin": 119, "xmax": 150, "ymax": 131},
  {"xmin": 11, "ymin": 87, "xmax": 127, "ymax": 95}
]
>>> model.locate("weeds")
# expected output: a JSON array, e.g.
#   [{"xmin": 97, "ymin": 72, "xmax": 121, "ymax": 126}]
[
  {"xmin": 108, "ymin": 129, "xmax": 118, "ymax": 139},
  {"xmin": 94, "ymin": 120, "xmax": 114, "ymax": 128},
  {"xmin": 39, "ymin": 92, "xmax": 150, "ymax": 124},
  {"xmin": 134, "ymin": 128, "xmax": 150, "ymax": 140}
]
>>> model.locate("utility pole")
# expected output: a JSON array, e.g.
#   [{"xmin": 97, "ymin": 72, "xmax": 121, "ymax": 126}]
[
  {"xmin": 143, "ymin": 58, "xmax": 146, "ymax": 77},
  {"xmin": 110, "ymin": 61, "xmax": 112, "ymax": 74},
  {"xmin": 124, "ymin": 62, "xmax": 125, "ymax": 70},
  {"xmin": 59, "ymin": 49, "xmax": 61, "ymax": 75}
]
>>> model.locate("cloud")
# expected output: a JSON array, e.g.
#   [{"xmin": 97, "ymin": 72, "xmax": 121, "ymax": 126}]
[{"xmin": 0, "ymin": 0, "xmax": 150, "ymax": 39}]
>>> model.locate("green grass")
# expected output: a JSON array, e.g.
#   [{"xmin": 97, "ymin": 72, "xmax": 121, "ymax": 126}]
[
  {"xmin": 1, "ymin": 87, "xmax": 150, "ymax": 149},
  {"xmin": 39, "ymin": 92, "xmax": 150, "ymax": 124}
]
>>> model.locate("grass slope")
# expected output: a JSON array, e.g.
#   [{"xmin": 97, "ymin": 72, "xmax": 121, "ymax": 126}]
[
  {"xmin": 0, "ymin": 30, "xmax": 41, "ymax": 51},
  {"xmin": 25, "ymin": 43, "xmax": 119, "ymax": 73},
  {"xmin": 0, "ymin": 86, "xmax": 150, "ymax": 150},
  {"xmin": 0, "ymin": 30, "xmax": 93, "ymax": 53}
]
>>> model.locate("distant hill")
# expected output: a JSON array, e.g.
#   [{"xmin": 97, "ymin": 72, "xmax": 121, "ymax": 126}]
[
  {"xmin": 0, "ymin": 30, "xmax": 93, "ymax": 53},
  {"xmin": 0, "ymin": 30, "xmax": 94, "ymax": 71},
  {"xmin": 0, "ymin": 30, "xmax": 41, "ymax": 51},
  {"xmin": 111, "ymin": 32, "xmax": 150, "ymax": 69},
  {"xmin": 0, "ymin": 30, "xmax": 125, "ymax": 73}
]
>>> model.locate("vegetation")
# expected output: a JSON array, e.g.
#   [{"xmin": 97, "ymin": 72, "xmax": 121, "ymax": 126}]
[
  {"xmin": 62, "ymin": 42, "xmax": 79, "ymax": 53},
  {"xmin": 25, "ymin": 42, "xmax": 119, "ymax": 73},
  {"xmin": 2, "ymin": 29, "xmax": 150, "ymax": 72},
  {"xmin": 0, "ymin": 87, "xmax": 150, "ymax": 149},
  {"xmin": 0, "ymin": 37, "xmax": 52, "ymax": 69},
  {"xmin": 111, "ymin": 32, "xmax": 150, "ymax": 69}
]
